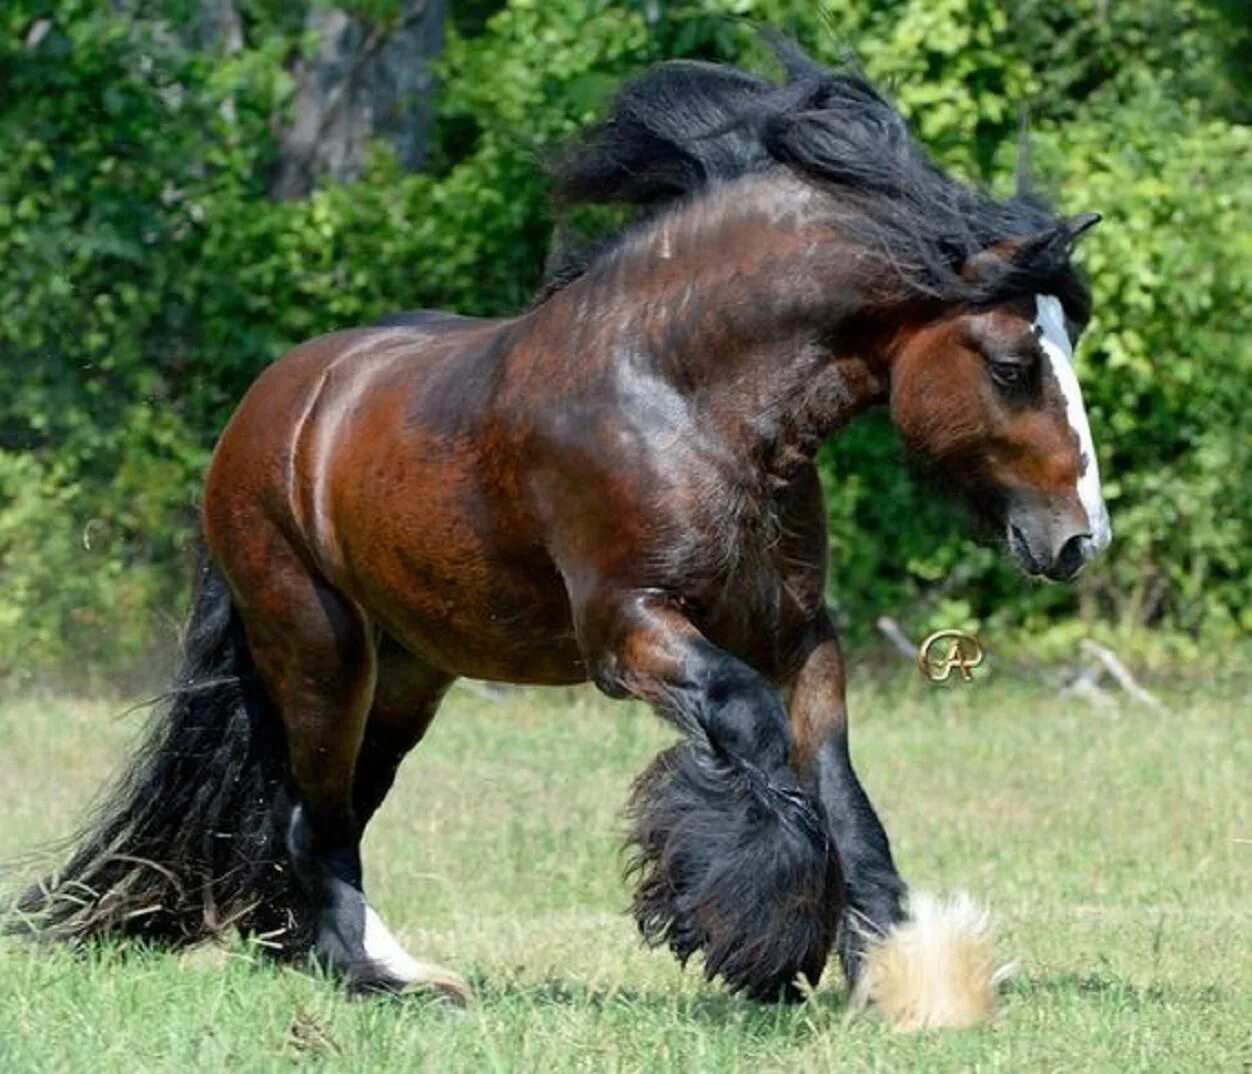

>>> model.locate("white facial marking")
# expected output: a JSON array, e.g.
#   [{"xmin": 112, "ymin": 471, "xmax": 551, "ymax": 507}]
[
  {"xmin": 363, "ymin": 904, "xmax": 424, "ymax": 982},
  {"xmin": 1034, "ymin": 294, "xmax": 1111, "ymax": 549}
]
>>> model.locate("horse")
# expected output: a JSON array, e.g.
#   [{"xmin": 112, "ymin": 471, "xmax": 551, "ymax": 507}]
[{"xmin": 9, "ymin": 38, "xmax": 1110, "ymax": 1030}]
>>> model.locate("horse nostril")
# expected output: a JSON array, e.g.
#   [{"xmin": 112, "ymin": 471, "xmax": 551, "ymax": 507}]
[{"xmin": 1052, "ymin": 533, "xmax": 1092, "ymax": 580}]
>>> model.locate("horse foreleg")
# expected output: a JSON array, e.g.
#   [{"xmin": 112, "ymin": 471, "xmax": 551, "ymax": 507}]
[
  {"xmin": 579, "ymin": 591, "xmax": 838, "ymax": 1001},
  {"xmin": 787, "ymin": 617, "xmax": 1003, "ymax": 1029},
  {"xmin": 786, "ymin": 621, "xmax": 906, "ymax": 977}
]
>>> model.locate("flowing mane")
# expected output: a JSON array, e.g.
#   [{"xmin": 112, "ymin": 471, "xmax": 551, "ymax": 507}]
[{"xmin": 544, "ymin": 37, "xmax": 1088, "ymax": 315}]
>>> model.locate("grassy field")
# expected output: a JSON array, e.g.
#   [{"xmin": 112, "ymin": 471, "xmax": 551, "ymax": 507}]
[{"xmin": 1, "ymin": 674, "xmax": 1249, "ymax": 1073}]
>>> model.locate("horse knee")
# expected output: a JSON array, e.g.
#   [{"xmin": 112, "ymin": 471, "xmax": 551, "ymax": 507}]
[{"xmin": 577, "ymin": 592, "xmax": 792, "ymax": 770}]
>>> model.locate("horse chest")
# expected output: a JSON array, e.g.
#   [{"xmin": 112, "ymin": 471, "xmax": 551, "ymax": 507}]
[{"xmin": 681, "ymin": 489, "xmax": 827, "ymax": 679}]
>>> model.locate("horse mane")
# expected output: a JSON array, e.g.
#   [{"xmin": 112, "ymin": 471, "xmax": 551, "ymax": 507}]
[{"xmin": 543, "ymin": 35, "xmax": 1088, "ymax": 314}]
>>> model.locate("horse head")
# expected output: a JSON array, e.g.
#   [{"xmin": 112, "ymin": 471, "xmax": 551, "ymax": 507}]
[{"xmin": 889, "ymin": 213, "xmax": 1110, "ymax": 580}]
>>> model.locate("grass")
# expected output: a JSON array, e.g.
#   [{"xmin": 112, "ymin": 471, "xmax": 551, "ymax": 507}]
[{"xmin": 1, "ymin": 674, "xmax": 1249, "ymax": 1072}]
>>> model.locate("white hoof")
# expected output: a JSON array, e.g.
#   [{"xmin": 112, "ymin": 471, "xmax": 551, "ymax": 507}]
[
  {"xmin": 353, "ymin": 905, "xmax": 472, "ymax": 1006},
  {"xmin": 851, "ymin": 891, "xmax": 1014, "ymax": 1031}
]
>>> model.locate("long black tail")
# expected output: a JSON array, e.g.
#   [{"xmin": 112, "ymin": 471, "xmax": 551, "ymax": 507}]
[{"xmin": 6, "ymin": 557, "xmax": 309, "ymax": 952}]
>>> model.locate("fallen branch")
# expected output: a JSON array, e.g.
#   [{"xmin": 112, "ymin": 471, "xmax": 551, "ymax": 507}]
[
  {"xmin": 876, "ymin": 616, "xmax": 916, "ymax": 661},
  {"xmin": 1078, "ymin": 640, "xmax": 1170, "ymax": 714},
  {"xmin": 1060, "ymin": 666, "xmax": 1116, "ymax": 711}
]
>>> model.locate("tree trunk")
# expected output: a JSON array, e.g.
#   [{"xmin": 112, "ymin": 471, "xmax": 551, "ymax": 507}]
[
  {"xmin": 271, "ymin": 0, "xmax": 446, "ymax": 200},
  {"xmin": 187, "ymin": 0, "xmax": 243, "ymax": 54}
]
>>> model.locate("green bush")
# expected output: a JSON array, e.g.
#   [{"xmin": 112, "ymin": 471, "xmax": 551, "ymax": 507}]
[
  {"xmin": 0, "ymin": 451, "xmax": 175, "ymax": 679},
  {"xmin": 1, "ymin": 0, "xmax": 1248, "ymax": 677}
]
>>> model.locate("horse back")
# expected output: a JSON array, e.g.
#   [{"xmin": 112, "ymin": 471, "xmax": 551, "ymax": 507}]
[{"xmin": 370, "ymin": 309, "xmax": 490, "ymax": 333}]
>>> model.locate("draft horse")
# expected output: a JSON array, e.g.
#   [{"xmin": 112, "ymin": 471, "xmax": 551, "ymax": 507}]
[{"xmin": 13, "ymin": 40, "xmax": 1109, "ymax": 1029}]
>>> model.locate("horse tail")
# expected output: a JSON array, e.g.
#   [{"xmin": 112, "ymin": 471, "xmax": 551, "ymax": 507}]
[{"xmin": 5, "ymin": 554, "xmax": 309, "ymax": 952}]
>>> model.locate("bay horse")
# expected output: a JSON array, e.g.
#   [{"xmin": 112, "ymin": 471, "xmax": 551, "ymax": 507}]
[{"xmin": 11, "ymin": 39, "xmax": 1110, "ymax": 1029}]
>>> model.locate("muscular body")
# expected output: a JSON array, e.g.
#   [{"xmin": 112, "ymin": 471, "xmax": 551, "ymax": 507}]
[{"xmin": 204, "ymin": 269, "xmax": 905, "ymax": 997}]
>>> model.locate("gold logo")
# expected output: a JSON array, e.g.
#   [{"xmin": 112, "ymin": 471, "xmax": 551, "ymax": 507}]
[{"xmin": 917, "ymin": 630, "xmax": 984, "ymax": 683}]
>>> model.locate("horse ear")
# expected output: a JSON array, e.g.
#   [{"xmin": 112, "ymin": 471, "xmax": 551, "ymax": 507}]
[
  {"xmin": 1064, "ymin": 211, "xmax": 1101, "ymax": 243},
  {"xmin": 960, "ymin": 216, "xmax": 1096, "ymax": 283},
  {"xmin": 959, "ymin": 233, "xmax": 1053, "ymax": 283}
]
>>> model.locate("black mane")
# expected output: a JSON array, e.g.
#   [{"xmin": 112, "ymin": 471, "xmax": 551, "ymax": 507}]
[{"xmin": 544, "ymin": 36, "xmax": 1088, "ymax": 314}]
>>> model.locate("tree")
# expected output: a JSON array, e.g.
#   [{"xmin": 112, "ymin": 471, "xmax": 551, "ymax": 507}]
[
  {"xmin": 272, "ymin": 0, "xmax": 447, "ymax": 199},
  {"xmin": 1, "ymin": 0, "xmax": 1248, "ymax": 679}
]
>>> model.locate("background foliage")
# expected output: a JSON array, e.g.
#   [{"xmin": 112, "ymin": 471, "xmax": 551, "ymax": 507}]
[{"xmin": 1, "ymin": 0, "xmax": 1249, "ymax": 679}]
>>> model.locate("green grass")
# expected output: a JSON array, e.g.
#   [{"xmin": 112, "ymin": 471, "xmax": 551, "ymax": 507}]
[{"xmin": 1, "ymin": 675, "xmax": 1249, "ymax": 1073}]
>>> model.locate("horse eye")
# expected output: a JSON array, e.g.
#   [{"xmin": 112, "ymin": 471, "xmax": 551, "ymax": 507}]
[{"xmin": 988, "ymin": 360, "xmax": 1026, "ymax": 387}]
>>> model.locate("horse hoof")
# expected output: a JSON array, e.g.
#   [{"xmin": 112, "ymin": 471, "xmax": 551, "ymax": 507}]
[
  {"xmin": 350, "ymin": 962, "xmax": 473, "ymax": 1008},
  {"xmin": 850, "ymin": 890, "xmax": 1014, "ymax": 1031},
  {"xmin": 402, "ymin": 965, "xmax": 474, "ymax": 1009},
  {"xmin": 326, "ymin": 901, "xmax": 473, "ymax": 1008}
]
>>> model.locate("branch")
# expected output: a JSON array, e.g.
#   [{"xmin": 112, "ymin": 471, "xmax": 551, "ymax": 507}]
[
  {"xmin": 1060, "ymin": 663, "xmax": 1116, "ymax": 710},
  {"xmin": 1078, "ymin": 640, "xmax": 1170, "ymax": 714},
  {"xmin": 876, "ymin": 616, "xmax": 916, "ymax": 661}
]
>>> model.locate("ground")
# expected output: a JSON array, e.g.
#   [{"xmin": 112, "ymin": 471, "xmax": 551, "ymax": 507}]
[{"xmin": 1, "ymin": 674, "xmax": 1249, "ymax": 1073}]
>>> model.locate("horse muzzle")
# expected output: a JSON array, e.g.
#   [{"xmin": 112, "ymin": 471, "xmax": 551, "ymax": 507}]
[{"xmin": 1005, "ymin": 499, "xmax": 1103, "ymax": 582}]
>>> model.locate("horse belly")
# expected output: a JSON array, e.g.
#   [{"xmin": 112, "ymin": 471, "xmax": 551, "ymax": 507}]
[
  {"xmin": 333, "ymin": 464, "xmax": 586, "ymax": 685},
  {"xmin": 368, "ymin": 569, "xmax": 588, "ymax": 686}
]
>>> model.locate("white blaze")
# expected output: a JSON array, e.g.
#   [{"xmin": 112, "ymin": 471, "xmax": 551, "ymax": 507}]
[{"xmin": 1034, "ymin": 294, "xmax": 1111, "ymax": 549}]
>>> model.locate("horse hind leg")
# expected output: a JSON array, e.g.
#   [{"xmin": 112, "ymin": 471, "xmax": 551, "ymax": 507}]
[
  {"xmin": 353, "ymin": 636, "xmax": 453, "ymax": 829},
  {"xmin": 345, "ymin": 643, "xmax": 470, "ymax": 1001},
  {"xmin": 231, "ymin": 545, "xmax": 468, "ymax": 1004}
]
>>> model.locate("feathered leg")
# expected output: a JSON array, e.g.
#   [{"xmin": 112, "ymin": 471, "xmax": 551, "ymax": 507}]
[{"xmin": 787, "ymin": 619, "xmax": 1009, "ymax": 1029}]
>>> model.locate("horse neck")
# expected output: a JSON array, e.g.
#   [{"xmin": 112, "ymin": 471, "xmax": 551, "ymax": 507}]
[{"xmin": 552, "ymin": 173, "xmax": 895, "ymax": 468}]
